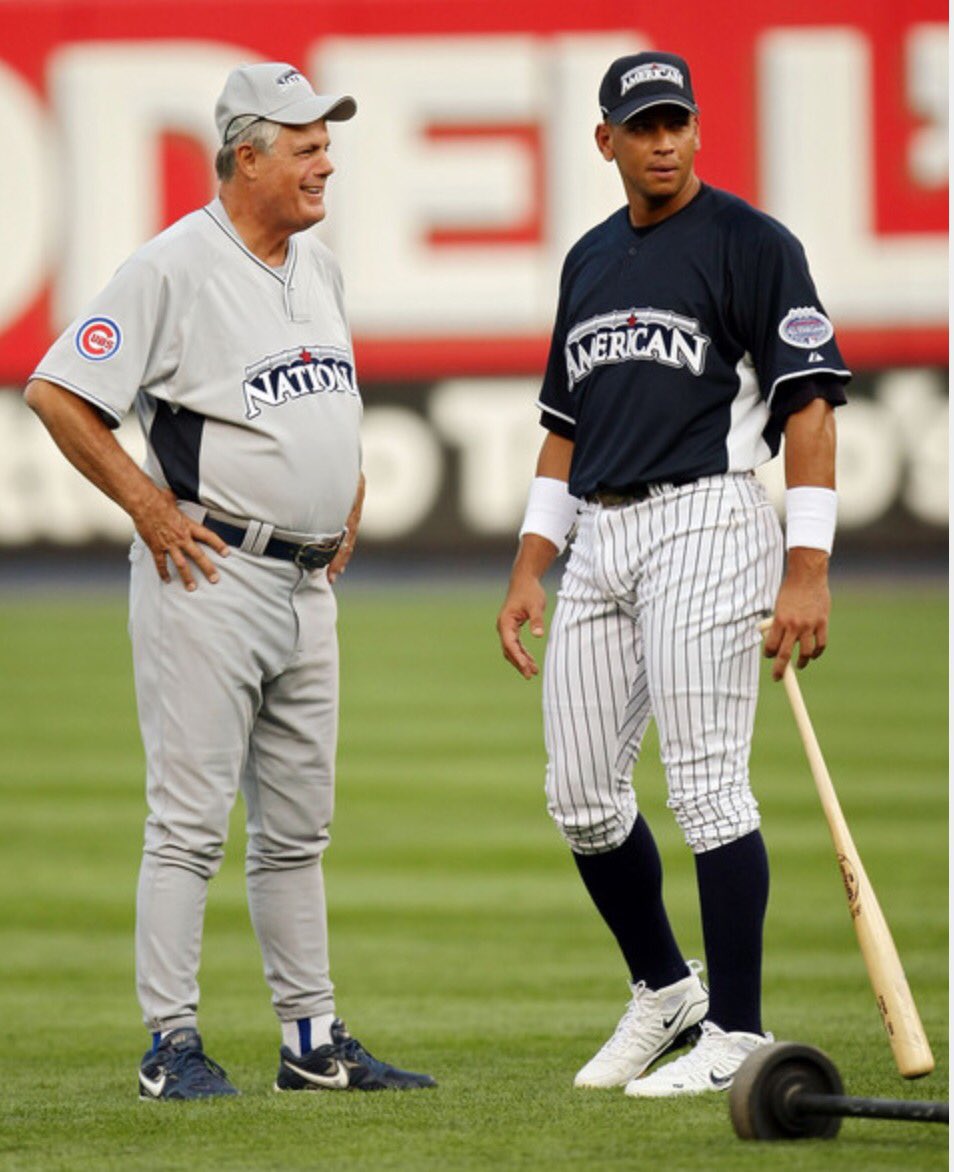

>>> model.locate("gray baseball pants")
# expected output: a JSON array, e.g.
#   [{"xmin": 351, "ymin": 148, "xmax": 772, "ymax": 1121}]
[{"xmin": 128, "ymin": 536, "xmax": 338, "ymax": 1033}]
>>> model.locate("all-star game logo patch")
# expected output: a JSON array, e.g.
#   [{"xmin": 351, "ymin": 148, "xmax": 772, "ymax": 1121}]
[
  {"xmin": 778, "ymin": 307, "xmax": 834, "ymax": 350},
  {"xmin": 242, "ymin": 345, "xmax": 358, "ymax": 420},
  {"xmin": 74, "ymin": 316, "xmax": 122, "ymax": 361}
]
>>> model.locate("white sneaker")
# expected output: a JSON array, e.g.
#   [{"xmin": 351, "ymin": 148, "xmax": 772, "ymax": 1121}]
[
  {"xmin": 624, "ymin": 1020, "xmax": 773, "ymax": 1098},
  {"xmin": 574, "ymin": 961, "xmax": 708, "ymax": 1089}
]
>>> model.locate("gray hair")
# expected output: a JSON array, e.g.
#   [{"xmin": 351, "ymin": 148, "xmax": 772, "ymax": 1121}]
[{"xmin": 215, "ymin": 117, "xmax": 283, "ymax": 181}]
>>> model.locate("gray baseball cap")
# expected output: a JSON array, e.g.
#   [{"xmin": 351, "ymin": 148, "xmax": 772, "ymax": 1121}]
[{"xmin": 216, "ymin": 62, "xmax": 357, "ymax": 144}]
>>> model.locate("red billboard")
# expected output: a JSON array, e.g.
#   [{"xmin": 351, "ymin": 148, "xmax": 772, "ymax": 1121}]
[{"xmin": 0, "ymin": 0, "xmax": 946, "ymax": 380}]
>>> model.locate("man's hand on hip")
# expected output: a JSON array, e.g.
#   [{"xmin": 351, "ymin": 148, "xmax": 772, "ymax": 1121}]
[{"xmin": 133, "ymin": 488, "xmax": 230, "ymax": 592}]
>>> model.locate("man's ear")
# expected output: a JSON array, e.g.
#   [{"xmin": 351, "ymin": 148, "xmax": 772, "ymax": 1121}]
[
  {"xmin": 595, "ymin": 121, "xmax": 614, "ymax": 161},
  {"xmin": 234, "ymin": 141, "xmax": 259, "ymax": 179}
]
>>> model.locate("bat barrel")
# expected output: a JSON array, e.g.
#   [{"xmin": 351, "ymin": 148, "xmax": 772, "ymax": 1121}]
[{"xmin": 759, "ymin": 619, "xmax": 935, "ymax": 1079}]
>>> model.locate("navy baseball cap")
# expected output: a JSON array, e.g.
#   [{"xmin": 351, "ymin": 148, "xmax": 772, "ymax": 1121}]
[{"xmin": 599, "ymin": 52, "xmax": 698, "ymax": 124}]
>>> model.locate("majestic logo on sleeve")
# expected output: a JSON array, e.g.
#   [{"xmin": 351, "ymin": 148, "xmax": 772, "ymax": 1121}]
[
  {"xmin": 75, "ymin": 317, "xmax": 122, "ymax": 361},
  {"xmin": 565, "ymin": 308, "xmax": 710, "ymax": 388},
  {"xmin": 778, "ymin": 307, "xmax": 834, "ymax": 350},
  {"xmin": 242, "ymin": 345, "xmax": 358, "ymax": 419}
]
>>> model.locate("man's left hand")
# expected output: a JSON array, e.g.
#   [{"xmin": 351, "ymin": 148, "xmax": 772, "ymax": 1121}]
[
  {"xmin": 763, "ymin": 547, "xmax": 831, "ymax": 681},
  {"xmin": 328, "ymin": 472, "xmax": 365, "ymax": 584}
]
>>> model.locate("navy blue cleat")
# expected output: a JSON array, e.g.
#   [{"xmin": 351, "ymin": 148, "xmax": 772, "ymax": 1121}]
[
  {"xmin": 138, "ymin": 1027, "xmax": 239, "ymax": 1100},
  {"xmin": 275, "ymin": 1019, "xmax": 436, "ymax": 1092}
]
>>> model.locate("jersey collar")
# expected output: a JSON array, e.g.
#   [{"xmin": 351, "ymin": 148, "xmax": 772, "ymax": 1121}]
[{"xmin": 203, "ymin": 198, "xmax": 298, "ymax": 287}]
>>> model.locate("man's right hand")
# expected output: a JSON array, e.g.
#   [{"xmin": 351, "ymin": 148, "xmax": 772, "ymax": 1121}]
[
  {"xmin": 23, "ymin": 380, "xmax": 229, "ymax": 592},
  {"xmin": 496, "ymin": 572, "xmax": 548, "ymax": 679},
  {"xmin": 498, "ymin": 433, "xmax": 573, "ymax": 678},
  {"xmin": 133, "ymin": 487, "xmax": 230, "ymax": 591}
]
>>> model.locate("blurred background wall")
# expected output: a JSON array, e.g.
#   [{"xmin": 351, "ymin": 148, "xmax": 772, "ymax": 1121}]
[{"xmin": 0, "ymin": 0, "xmax": 946, "ymax": 565}]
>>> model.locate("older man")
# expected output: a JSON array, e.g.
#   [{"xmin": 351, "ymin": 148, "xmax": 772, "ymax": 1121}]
[{"xmin": 26, "ymin": 62, "xmax": 434, "ymax": 1099}]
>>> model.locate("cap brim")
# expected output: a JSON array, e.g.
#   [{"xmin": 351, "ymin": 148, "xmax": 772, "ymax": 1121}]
[
  {"xmin": 607, "ymin": 95, "xmax": 697, "ymax": 124},
  {"xmin": 273, "ymin": 93, "xmax": 357, "ymax": 125}
]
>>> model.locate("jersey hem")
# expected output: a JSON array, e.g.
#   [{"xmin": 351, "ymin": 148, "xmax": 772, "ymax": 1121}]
[
  {"xmin": 767, "ymin": 367, "xmax": 851, "ymax": 407},
  {"xmin": 28, "ymin": 371, "xmax": 124, "ymax": 428},
  {"xmin": 536, "ymin": 400, "xmax": 576, "ymax": 427}
]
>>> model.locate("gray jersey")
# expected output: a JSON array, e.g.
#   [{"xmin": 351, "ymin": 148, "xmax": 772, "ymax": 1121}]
[{"xmin": 32, "ymin": 198, "xmax": 361, "ymax": 535}]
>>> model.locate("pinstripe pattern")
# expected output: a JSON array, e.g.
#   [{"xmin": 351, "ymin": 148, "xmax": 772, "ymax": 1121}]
[{"xmin": 543, "ymin": 474, "xmax": 782, "ymax": 855}]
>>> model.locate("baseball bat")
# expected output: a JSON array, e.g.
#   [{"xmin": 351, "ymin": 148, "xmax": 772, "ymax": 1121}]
[{"xmin": 760, "ymin": 621, "xmax": 934, "ymax": 1079}]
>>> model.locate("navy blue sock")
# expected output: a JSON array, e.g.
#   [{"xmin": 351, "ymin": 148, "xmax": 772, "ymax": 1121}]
[
  {"xmin": 694, "ymin": 830, "xmax": 769, "ymax": 1035},
  {"xmin": 573, "ymin": 815, "xmax": 688, "ymax": 989}
]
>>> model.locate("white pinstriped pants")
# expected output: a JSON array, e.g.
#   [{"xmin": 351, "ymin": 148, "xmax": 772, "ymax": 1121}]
[{"xmin": 543, "ymin": 473, "xmax": 783, "ymax": 855}]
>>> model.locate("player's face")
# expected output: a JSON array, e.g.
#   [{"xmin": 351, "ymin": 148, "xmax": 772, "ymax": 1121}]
[
  {"xmin": 597, "ymin": 106, "xmax": 700, "ymax": 218},
  {"xmin": 257, "ymin": 121, "xmax": 335, "ymax": 232}
]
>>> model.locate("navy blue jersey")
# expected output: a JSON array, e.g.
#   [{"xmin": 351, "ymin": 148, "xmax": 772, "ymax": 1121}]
[{"xmin": 537, "ymin": 183, "xmax": 850, "ymax": 497}]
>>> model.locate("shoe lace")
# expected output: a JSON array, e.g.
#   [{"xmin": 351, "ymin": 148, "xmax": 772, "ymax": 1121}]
[
  {"xmin": 602, "ymin": 983, "xmax": 657, "ymax": 1054},
  {"xmin": 662, "ymin": 1022, "xmax": 747, "ymax": 1082},
  {"xmin": 688, "ymin": 1020, "xmax": 722, "ymax": 1056},
  {"xmin": 337, "ymin": 1034, "xmax": 405, "ymax": 1081},
  {"xmin": 601, "ymin": 959, "xmax": 705, "ymax": 1058},
  {"xmin": 337, "ymin": 1035, "xmax": 378, "ymax": 1066},
  {"xmin": 171, "ymin": 1046, "xmax": 230, "ymax": 1090},
  {"xmin": 639, "ymin": 1023, "xmax": 719, "ymax": 1084}
]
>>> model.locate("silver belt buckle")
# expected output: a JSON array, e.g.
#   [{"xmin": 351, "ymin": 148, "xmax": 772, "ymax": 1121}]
[
  {"xmin": 293, "ymin": 534, "xmax": 342, "ymax": 570},
  {"xmin": 294, "ymin": 542, "xmax": 326, "ymax": 570}
]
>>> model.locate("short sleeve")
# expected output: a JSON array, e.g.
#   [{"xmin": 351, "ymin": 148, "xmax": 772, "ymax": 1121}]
[
  {"xmin": 30, "ymin": 256, "xmax": 174, "ymax": 427},
  {"xmin": 535, "ymin": 261, "xmax": 577, "ymax": 435},
  {"xmin": 772, "ymin": 372, "xmax": 848, "ymax": 421},
  {"xmin": 730, "ymin": 219, "xmax": 850, "ymax": 408}
]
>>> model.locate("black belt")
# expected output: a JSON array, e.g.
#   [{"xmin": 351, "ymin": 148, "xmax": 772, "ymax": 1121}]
[
  {"xmin": 586, "ymin": 484, "xmax": 656, "ymax": 506},
  {"xmin": 204, "ymin": 517, "xmax": 343, "ymax": 571},
  {"xmin": 586, "ymin": 478, "xmax": 697, "ymax": 507}
]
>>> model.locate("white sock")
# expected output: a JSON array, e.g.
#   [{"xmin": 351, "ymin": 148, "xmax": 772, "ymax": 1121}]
[{"xmin": 281, "ymin": 1013, "xmax": 336, "ymax": 1056}]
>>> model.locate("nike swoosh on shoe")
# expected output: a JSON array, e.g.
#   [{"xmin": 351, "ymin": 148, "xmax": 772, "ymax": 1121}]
[
  {"xmin": 709, "ymin": 1071, "xmax": 734, "ymax": 1088},
  {"xmin": 661, "ymin": 994, "xmax": 707, "ymax": 1032},
  {"xmin": 139, "ymin": 1071, "xmax": 168, "ymax": 1097},
  {"xmin": 283, "ymin": 1058, "xmax": 350, "ymax": 1089}
]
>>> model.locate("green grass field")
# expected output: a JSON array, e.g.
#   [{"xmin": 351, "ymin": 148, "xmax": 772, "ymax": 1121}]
[{"xmin": 0, "ymin": 579, "xmax": 947, "ymax": 1170}]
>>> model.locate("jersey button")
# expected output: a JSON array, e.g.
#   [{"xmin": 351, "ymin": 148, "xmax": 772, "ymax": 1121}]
[{"xmin": 628, "ymin": 247, "xmax": 637, "ymax": 256}]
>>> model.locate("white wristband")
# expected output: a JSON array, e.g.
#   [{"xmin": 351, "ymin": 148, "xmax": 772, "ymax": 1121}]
[
  {"xmin": 519, "ymin": 476, "xmax": 580, "ymax": 555},
  {"xmin": 785, "ymin": 486, "xmax": 837, "ymax": 554}
]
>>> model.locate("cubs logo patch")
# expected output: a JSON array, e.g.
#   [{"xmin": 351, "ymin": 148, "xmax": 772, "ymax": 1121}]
[
  {"xmin": 778, "ymin": 307, "xmax": 833, "ymax": 350},
  {"xmin": 75, "ymin": 316, "xmax": 122, "ymax": 361}
]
